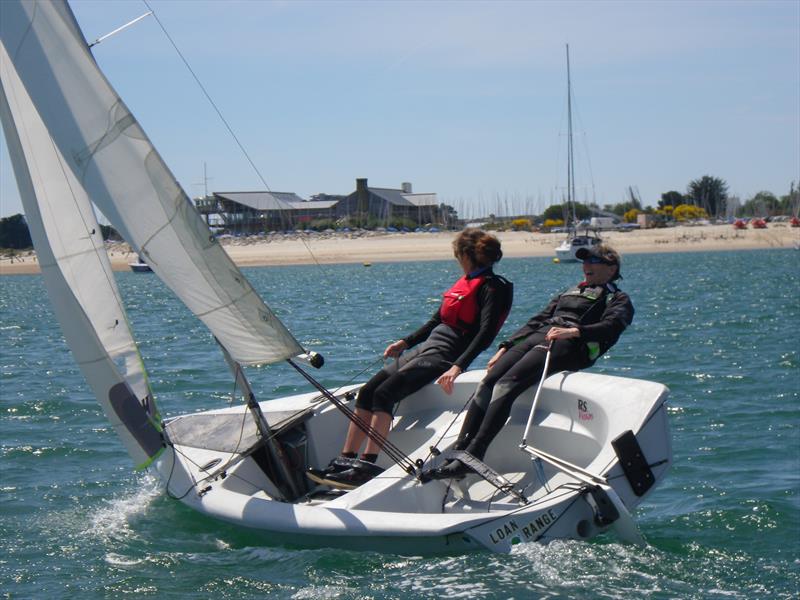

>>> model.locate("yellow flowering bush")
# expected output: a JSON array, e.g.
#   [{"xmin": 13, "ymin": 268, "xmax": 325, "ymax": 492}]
[
  {"xmin": 511, "ymin": 218, "xmax": 532, "ymax": 231},
  {"xmin": 672, "ymin": 204, "xmax": 708, "ymax": 221},
  {"xmin": 624, "ymin": 209, "xmax": 640, "ymax": 223},
  {"xmin": 543, "ymin": 218, "xmax": 564, "ymax": 229}
]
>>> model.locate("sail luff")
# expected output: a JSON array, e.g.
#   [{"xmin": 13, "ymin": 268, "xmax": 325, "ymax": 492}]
[{"xmin": 1, "ymin": 0, "xmax": 303, "ymax": 366}]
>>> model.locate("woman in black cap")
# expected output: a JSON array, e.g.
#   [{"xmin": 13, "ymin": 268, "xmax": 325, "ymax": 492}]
[{"xmin": 429, "ymin": 243, "xmax": 634, "ymax": 480}]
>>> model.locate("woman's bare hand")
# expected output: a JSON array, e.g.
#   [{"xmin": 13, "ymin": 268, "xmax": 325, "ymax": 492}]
[
  {"xmin": 436, "ymin": 365, "xmax": 462, "ymax": 395},
  {"xmin": 545, "ymin": 327, "xmax": 579, "ymax": 341},
  {"xmin": 383, "ymin": 340, "xmax": 408, "ymax": 359},
  {"xmin": 487, "ymin": 347, "xmax": 507, "ymax": 370}
]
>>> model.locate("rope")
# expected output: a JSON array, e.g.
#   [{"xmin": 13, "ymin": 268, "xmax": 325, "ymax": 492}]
[
  {"xmin": 164, "ymin": 352, "xmax": 400, "ymax": 499},
  {"xmin": 287, "ymin": 359, "xmax": 417, "ymax": 473},
  {"xmin": 307, "ymin": 355, "xmax": 384, "ymax": 404},
  {"xmin": 286, "ymin": 359, "xmax": 419, "ymax": 474},
  {"xmin": 163, "ymin": 375, "xmax": 251, "ymax": 499}
]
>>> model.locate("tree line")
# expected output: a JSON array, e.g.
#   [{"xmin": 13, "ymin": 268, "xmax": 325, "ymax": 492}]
[
  {"xmin": 539, "ymin": 176, "xmax": 799, "ymax": 226},
  {"xmin": 0, "ymin": 214, "xmax": 119, "ymax": 250},
  {"xmin": 622, "ymin": 177, "xmax": 798, "ymax": 220}
]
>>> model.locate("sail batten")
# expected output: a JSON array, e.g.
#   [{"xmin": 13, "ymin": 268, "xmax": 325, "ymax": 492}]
[{"xmin": 2, "ymin": 0, "xmax": 303, "ymax": 366}]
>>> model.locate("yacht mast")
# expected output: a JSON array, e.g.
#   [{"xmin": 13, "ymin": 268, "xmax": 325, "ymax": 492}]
[{"xmin": 566, "ymin": 44, "xmax": 577, "ymax": 227}]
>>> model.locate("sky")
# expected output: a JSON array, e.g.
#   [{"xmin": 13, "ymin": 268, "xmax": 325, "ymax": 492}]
[{"xmin": 1, "ymin": 0, "xmax": 798, "ymax": 219}]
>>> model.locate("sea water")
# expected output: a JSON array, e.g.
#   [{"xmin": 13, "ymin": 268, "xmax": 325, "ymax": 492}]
[{"xmin": 1, "ymin": 249, "xmax": 798, "ymax": 599}]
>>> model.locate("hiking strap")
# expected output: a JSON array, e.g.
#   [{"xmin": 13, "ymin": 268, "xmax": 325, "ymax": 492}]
[{"xmin": 445, "ymin": 450, "xmax": 529, "ymax": 505}]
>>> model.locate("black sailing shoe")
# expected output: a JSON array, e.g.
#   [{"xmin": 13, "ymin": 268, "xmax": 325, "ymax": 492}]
[
  {"xmin": 323, "ymin": 460, "xmax": 385, "ymax": 490},
  {"xmin": 306, "ymin": 455, "xmax": 358, "ymax": 485}
]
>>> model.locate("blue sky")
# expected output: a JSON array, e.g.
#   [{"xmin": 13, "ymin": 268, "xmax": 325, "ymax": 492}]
[{"xmin": 1, "ymin": 0, "xmax": 798, "ymax": 218}]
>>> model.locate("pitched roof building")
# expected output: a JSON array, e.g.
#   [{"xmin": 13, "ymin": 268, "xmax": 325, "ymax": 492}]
[
  {"xmin": 194, "ymin": 179, "xmax": 441, "ymax": 233},
  {"xmin": 336, "ymin": 179, "xmax": 440, "ymax": 227},
  {"xmin": 195, "ymin": 191, "xmax": 339, "ymax": 232}
]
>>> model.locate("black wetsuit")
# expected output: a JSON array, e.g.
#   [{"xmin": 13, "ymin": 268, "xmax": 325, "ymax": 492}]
[
  {"xmin": 356, "ymin": 270, "xmax": 513, "ymax": 415},
  {"xmin": 455, "ymin": 281, "xmax": 634, "ymax": 459}
]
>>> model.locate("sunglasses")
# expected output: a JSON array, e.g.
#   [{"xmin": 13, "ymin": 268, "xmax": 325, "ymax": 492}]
[{"xmin": 583, "ymin": 256, "xmax": 614, "ymax": 265}]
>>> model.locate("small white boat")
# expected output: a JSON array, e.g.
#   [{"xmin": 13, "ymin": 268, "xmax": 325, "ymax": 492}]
[
  {"xmin": 555, "ymin": 229, "xmax": 603, "ymax": 262},
  {"xmin": 156, "ymin": 369, "xmax": 671, "ymax": 553},
  {"xmin": 128, "ymin": 255, "xmax": 152, "ymax": 272},
  {"xmin": 0, "ymin": 1, "xmax": 671, "ymax": 554}
]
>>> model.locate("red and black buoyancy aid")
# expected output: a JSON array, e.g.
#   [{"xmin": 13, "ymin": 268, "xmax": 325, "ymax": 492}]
[{"xmin": 439, "ymin": 274, "xmax": 509, "ymax": 333}]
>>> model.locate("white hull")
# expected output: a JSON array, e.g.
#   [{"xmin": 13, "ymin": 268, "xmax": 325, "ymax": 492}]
[
  {"xmin": 128, "ymin": 262, "xmax": 152, "ymax": 272},
  {"xmin": 555, "ymin": 233, "xmax": 603, "ymax": 262},
  {"xmin": 153, "ymin": 370, "xmax": 671, "ymax": 553}
]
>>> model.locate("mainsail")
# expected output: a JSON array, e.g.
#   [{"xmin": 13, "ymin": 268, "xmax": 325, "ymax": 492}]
[{"xmin": 0, "ymin": 0, "xmax": 303, "ymax": 366}]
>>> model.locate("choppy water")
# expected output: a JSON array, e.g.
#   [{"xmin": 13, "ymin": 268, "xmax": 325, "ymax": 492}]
[{"xmin": 1, "ymin": 249, "xmax": 798, "ymax": 599}]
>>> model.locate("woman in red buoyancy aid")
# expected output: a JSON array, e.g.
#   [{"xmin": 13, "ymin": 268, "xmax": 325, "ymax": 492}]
[{"xmin": 309, "ymin": 229, "xmax": 513, "ymax": 489}]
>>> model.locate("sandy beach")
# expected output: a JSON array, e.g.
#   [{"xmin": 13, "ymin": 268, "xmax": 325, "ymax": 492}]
[{"xmin": 1, "ymin": 224, "xmax": 798, "ymax": 275}]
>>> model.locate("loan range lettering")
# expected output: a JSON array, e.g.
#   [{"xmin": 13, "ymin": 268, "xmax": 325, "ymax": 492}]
[{"xmin": 488, "ymin": 509, "xmax": 558, "ymax": 545}]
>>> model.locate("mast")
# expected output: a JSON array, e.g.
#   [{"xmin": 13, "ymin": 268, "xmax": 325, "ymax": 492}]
[
  {"xmin": 566, "ymin": 44, "xmax": 577, "ymax": 228},
  {"xmin": 222, "ymin": 349, "xmax": 302, "ymax": 500}
]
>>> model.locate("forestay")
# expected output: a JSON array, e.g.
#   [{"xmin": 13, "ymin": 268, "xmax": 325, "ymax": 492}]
[
  {"xmin": 0, "ymin": 40, "xmax": 161, "ymax": 468},
  {"xmin": 0, "ymin": 0, "xmax": 302, "ymax": 366}
]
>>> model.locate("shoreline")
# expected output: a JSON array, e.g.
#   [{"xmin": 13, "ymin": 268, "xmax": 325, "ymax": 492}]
[{"xmin": 1, "ymin": 224, "xmax": 798, "ymax": 275}]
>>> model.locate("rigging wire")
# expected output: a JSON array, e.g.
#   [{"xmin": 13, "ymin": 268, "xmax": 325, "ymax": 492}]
[
  {"xmin": 304, "ymin": 355, "xmax": 385, "ymax": 409},
  {"xmin": 123, "ymin": 3, "xmax": 443, "ymax": 480},
  {"xmin": 166, "ymin": 354, "xmax": 397, "ymax": 500},
  {"xmin": 570, "ymin": 95, "xmax": 598, "ymax": 206},
  {"xmin": 287, "ymin": 359, "xmax": 419, "ymax": 474},
  {"xmin": 164, "ymin": 377, "xmax": 277, "ymax": 500},
  {"xmin": 163, "ymin": 376, "xmax": 243, "ymax": 499},
  {"xmin": 140, "ymin": 0, "xmax": 323, "ymax": 267},
  {"xmin": 420, "ymin": 391, "xmax": 474, "ymax": 466},
  {"xmin": 165, "ymin": 352, "xmax": 419, "ymax": 501},
  {"xmin": 565, "ymin": 45, "xmax": 596, "ymax": 211},
  {"xmin": 293, "ymin": 365, "xmax": 417, "ymax": 475}
]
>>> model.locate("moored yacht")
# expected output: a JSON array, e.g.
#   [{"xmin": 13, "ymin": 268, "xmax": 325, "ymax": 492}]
[{"xmin": 555, "ymin": 228, "xmax": 603, "ymax": 262}]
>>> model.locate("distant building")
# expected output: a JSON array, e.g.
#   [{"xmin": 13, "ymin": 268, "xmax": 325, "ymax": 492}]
[
  {"xmin": 637, "ymin": 213, "xmax": 657, "ymax": 229},
  {"xmin": 193, "ymin": 179, "xmax": 441, "ymax": 233},
  {"xmin": 336, "ymin": 179, "xmax": 440, "ymax": 226},
  {"xmin": 195, "ymin": 191, "xmax": 338, "ymax": 233}
]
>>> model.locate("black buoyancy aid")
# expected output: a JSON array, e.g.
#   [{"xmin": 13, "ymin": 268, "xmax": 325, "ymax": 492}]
[
  {"xmin": 550, "ymin": 282, "xmax": 616, "ymax": 326},
  {"xmin": 440, "ymin": 275, "xmax": 509, "ymax": 333}
]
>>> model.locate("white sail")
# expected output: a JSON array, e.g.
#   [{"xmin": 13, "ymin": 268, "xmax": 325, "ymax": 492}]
[
  {"xmin": 0, "ymin": 0, "xmax": 303, "ymax": 366},
  {"xmin": 0, "ymin": 41, "xmax": 161, "ymax": 469}
]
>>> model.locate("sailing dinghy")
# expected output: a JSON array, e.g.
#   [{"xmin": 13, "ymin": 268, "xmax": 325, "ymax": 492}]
[{"xmin": 0, "ymin": 0, "xmax": 671, "ymax": 554}]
